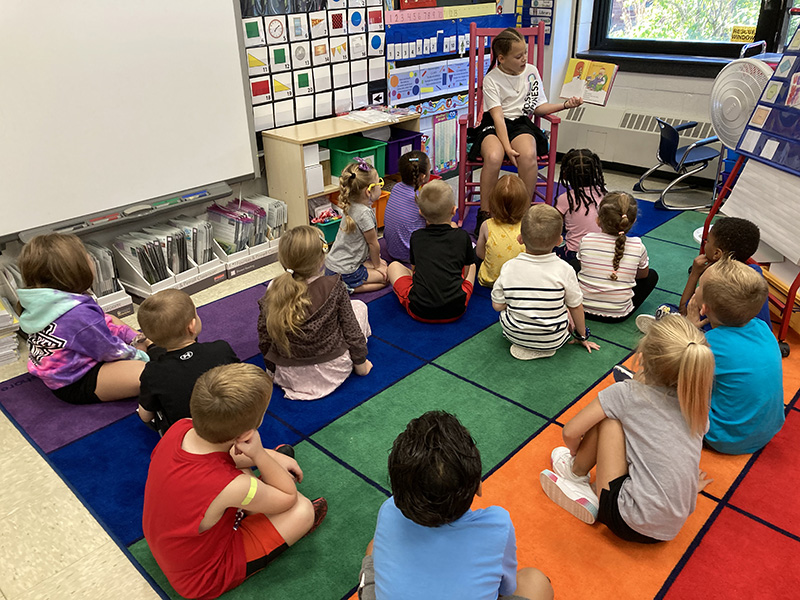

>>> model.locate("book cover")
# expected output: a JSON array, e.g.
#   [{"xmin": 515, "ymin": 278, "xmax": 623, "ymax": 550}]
[{"xmin": 560, "ymin": 59, "xmax": 618, "ymax": 107}]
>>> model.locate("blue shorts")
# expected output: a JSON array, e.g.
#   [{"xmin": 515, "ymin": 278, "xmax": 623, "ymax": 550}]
[{"xmin": 326, "ymin": 265, "xmax": 369, "ymax": 291}]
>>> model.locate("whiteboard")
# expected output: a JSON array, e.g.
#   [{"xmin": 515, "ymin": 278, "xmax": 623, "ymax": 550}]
[{"xmin": 0, "ymin": 0, "xmax": 258, "ymax": 238}]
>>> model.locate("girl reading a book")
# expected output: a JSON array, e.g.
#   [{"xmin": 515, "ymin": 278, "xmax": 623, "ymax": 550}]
[
  {"xmin": 469, "ymin": 27, "xmax": 582, "ymax": 235},
  {"xmin": 17, "ymin": 233, "xmax": 150, "ymax": 404}
]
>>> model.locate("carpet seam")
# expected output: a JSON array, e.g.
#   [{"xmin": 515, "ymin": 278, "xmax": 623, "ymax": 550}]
[{"xmin": 724, "ymin": 503, "xmax": 800, "ymax": 543}]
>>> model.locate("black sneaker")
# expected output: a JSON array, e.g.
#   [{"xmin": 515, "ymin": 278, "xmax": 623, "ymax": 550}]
[
  {"xmin": 612, "ymin": 365, "xmax": 634, "ymax": 382},
  {"xmin": 274, "ymin": 444, "xmax": 295, "ymax": 458},
  {"xmin": 474, "ymin": 210, "xmax": 491, "ymax": 237}
]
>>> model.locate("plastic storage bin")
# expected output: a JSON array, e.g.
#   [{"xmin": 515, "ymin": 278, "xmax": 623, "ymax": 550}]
[
  {"xmin": 374, "ymin": 190, "xmax": 390, "ymax": 228},
  {"xmin": 385, "ymin": 128, "xmax": 423, "ymax": 175},
  {"xmin": 315, "ymin": 218, "xmax": 342, "ymax": 244},
  {"xmin": 324, "ymin": 135, "xmax": 387, "ymax": 178}
]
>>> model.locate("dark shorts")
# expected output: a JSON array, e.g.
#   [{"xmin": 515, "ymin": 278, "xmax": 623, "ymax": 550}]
[
  {"xmin": 467, "ymin": 113, "xmax": 549, "ymax": 161},
  {"xmin": 392, "ymin": 275, "xmax": 474, "ymax": 323},
  {"xmin": 51, "ymin": 362, "xmax": 104, "ymax": 405},
  {"xmin": 598, "ymin": 475, "xmax": 662, "ymax": 544},
  {"xmin": 326, "ymin": 265, "xmax": 369, "ymax": 291}
]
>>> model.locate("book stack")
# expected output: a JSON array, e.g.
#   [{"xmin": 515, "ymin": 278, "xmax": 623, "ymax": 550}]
[
  {"xmin": 0, "ymin": 297, "xmax": 20, "ymax": 366},
  {"xmin": 207, "ymin": 196, "xmax": 288, "ymax": 254},
  {"xmin": 85, "ymin": 242, "xmax": 119, "ymax": 298},
  {"xmin": 169, "ymin": 216, "xmax": 214, "ymax": 265}
]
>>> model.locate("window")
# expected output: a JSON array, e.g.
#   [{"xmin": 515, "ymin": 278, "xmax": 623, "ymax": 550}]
[{"xmin": 590, "ymin": 0, "xmax": 790, "ymax": 60}]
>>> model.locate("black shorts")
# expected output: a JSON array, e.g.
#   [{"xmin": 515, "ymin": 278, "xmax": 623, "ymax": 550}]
[
  {"xmin": 51, "ymin": 362, "xmax": 104, "ymax": 405},
  {"xmin": 467, "ymin": 113, "xmax": 549, "ymax": 161},
  {"xmin": 598, "ymin": 475, "xmax": 662, "ymax": 544}
]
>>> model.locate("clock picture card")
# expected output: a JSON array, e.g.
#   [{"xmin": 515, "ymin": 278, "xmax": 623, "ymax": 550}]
[
  {"xmin": 291, "ymin": 41, "xmax": 311, "ymax": 69},
  {"xmin": 269, "ymin": 44, "xmax": 292, "ymax": 72},
  {"xmin": 348, "ymin": 9, "xmax": 366, "ymax": 34},
  {"xmin": 242, "ymin": 17, "xmax": 265, "ymax": 47},
  {"xmin": 309, "ymin": 10, "xmax": 328, "ymax": 38},
  {"xmin": 247, "ymin": 47, "xmax": 270, "ymax": 76},
  {"xmin": 265, "ymin": 15, "xmax": 287, "ymax": 44},
  {"xmin": 328, "ymin": 10, "xmax": 347, "ymax": 36},
  {"xmin": 287, "ymin": 13, "xmax": 309, "ymax": 42}
]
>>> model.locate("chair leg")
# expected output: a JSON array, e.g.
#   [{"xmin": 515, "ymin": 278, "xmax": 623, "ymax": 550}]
[
  {"xmin": 632, "ymin": 162, "xmax": 666, "ymax": 193},
  {"xmin": 654, "ymin": 163, "xmax": 714, "ymax": 211}
]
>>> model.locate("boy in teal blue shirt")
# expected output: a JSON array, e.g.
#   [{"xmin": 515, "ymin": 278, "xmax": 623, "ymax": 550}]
[{"xmin": 688, "ymin": 257, "xmax": 784, "ymax": 454}]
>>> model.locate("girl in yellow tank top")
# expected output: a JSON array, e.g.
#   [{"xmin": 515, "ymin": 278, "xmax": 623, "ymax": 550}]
[{"xmin": 476, "ymin": 174, "xmax": 528, "ymax": 286}]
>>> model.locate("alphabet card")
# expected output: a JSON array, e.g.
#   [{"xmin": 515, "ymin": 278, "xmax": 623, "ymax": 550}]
[
  {"xmin": 287, "ymin": 14, "xmax": 309, "ymax": 42},
  {"xmin": 368, "ymin": 32, "xmax": 384, "ymax": 56},
  {"xmin": 367, "ymin": 8, "xmax": 383, "ymax": 31},
  {"xmin": 348, "ymin": 9, "xmax": 366, "ymax": 34},
  {"xmin": 243, "ymin": 18, "xmax": 265, "ymax": 47},
  {"xmin": 269, "ymin": 44, "xmax": 291, "ymax": 72},
  {"xmin": 328, "ymin": 10, "xmax": 347, "ymax": 37},
  {"xmin": 250, "ymin": 75, "xmax": 272, "ymax": 104},
  {"xmin": 271, "ymin": 72, "xmax": 294, "ymax": 100},
  {"xmin": 294, "ymin": 69, "xmax": 314, "ymax": 95},
  {"xmin": 350, "ymin": 34, "xmax": 367, "ymax": 59},
  {"xmin": 291, "ymin": 41, "xmax": 311, "ymax": 69},
  {"xmin": 247, "ymin": 47, "xmax": 270, "ymax": 76},
  {"xmin": 265, "ymin": 16, "xmax": 287, "ymax": 44},
  {"xmin": 330, "ymin": 36, "xmax": 349, "ymax": 62},
  {"xmin": 309, "ymin": 11, "xmax": 328, "ymax": 39},
  {"xmin": 312, "ymin": 39, "xmax": 331, "ymax": 65}
]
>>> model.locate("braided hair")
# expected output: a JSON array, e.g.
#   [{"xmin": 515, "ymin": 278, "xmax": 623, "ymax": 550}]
[
  {"xmin": 338, "ymin": 160, "xmax": 376, "ymax": 234},
  {"xmin": 398, "ymin": 150, "xmax": 430, "ymax": 201},
  {"xmin": 596, "ymin": 191, "xmax": 637, "ymax": 281},
  {"xmin": 488, "ymin": 28, "xmax": 525, "ymax": 72},
  {"xmin": 558, "ymin": 149, "xmax": 607, "ymax": 216}
]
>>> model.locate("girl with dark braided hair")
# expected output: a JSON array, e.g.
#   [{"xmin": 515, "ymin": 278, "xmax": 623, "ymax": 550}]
[
  {"xmin": 383, "ymin": 150, "xmax": 431, "ymax": 263},
  {"xmin": 554, "ymin": 149, "xmax": 607, "ymax": 269},
  {"xmin": 577, "ymin": 192, "xmax": 659, "ymax": 322}
]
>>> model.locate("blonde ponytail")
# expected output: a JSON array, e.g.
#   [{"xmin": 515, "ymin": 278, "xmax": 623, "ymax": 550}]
[{"xmin": 338, "ymin": 161, "xmax": 376, "ymax": 234}]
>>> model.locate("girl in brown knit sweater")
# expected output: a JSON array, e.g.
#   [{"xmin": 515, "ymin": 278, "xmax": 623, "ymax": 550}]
[{"xmin": 257, "ymin": 226, "xmax": 373, "ymax": 400}]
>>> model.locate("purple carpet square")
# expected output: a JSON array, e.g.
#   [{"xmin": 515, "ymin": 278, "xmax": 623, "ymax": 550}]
[
  {"xmin": 0, "ymin": 373, "xmax": 137, "ymax": 454},
  {"xmin": 197, "ymin": 283, "xmax": 268, "ymax": 360}
]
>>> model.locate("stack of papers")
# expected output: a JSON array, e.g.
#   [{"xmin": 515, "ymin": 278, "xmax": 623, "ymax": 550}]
[
  {"xmin": 169, "ymin": 216, "xmax": 214, "ymax": 265},
  {"xmin": 242, "ymin": 195, "xmax": 288, "ymax": 242},
  {"xmin": 224, "ymin": 198, "xmax": 269, "ymax": 247},
  {"xmin": 0, "ymin": 264, "xmax": 22, "ymax": 306},
  {"xmin": 0, "ymin": 296, "xmax": 20, "ymax": 366},
  {"xmin": 113, "ymin": 232, "xmax": 171, "ymax": 285},
  {"xmin": 143, "ymin": 225, "xmax": 191, "ymax": 275},
  {"xmin": 207, "ymin": 204, "xmax": 254, "ymax": 255},
  {"xmin": 85, "ymin": 242, "xmax": 119, "ymax": 298}
]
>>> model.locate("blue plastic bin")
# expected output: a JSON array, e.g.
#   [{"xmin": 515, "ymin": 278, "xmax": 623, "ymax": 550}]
[{"xmin": 385, "ymin": 128, "xmax": 424, "ymax": 175}]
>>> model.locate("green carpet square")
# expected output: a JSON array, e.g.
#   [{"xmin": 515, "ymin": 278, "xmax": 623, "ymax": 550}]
[
  {"xmin": 640, "ymin": 237, "xmax": 700, "ymax": 294},
  {"xmin": 434, "ymin": 324, "xmax": 631, "ymax": 417},
  {"xmin": 129, "ymin": 441, "xmax": 385, "ymax": 600},
  {"xmin": 643, "ymin": 210, "xmax": 714, "ymax": 247},
  {"xmin": 312, "ymin": 365, "xmax": 547, "ymax": 487},
  {"xmin": 586, "ymin": 288, "xmax": 680, "ymax": 350}
]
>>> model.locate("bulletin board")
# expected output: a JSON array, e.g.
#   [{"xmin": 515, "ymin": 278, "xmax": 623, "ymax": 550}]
[
  {"xmin": 735, "ymin": 24, "xmax": 800, "ymax": 177},
  {"xmin": 516, "ymin": 0, "xmax": 553, "ymax": 44},
  {"xmin": 242, "ymin": 1, "xmax": 388, "ymax": 131}
]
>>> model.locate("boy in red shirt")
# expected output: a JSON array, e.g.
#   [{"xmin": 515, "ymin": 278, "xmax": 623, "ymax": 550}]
[{"xmin": 142, "ymin": 363, "xmax": 326, "ymax": 600}]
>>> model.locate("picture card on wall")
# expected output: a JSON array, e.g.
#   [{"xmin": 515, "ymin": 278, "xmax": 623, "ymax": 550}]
[
  {"xmin": 313, "ymin": 65, "xmax": 332, "ymax": 91},
  {"xmin": 330, "ymin": 36, "xmax": 349, "ymax": 62},
  {"xmin": 272, "ymin": 72, "xmax": 294, "ymax": 100},
  {"xmin": 351, "ymin": 60, "xmax": 368, "ymax": 85},
  {"xmin": 348, "ymin": 9, "xmax": 366, "ymax": 34},
  {"xmin": 294, "ymin": 69, "xmax": 314, "ymax": 95},
  {"xmin": 349, "ymin": 0, "xmax": 366, "ymax": 7},
  {"xmin": 287, "ymin": 14, "xmax": 309, "ymax": 42},
  {"xmin": 243, "ymin": 18, "xmax": 265, "ymax": 47},
  {"xmin": 332, "ymin": 62, "xmax": 351, "ymax": 88},
  {"xmin": 270, "ymin": 44, "xmax": 292, "ymax": 72},
  {"xmin": 328, "ymin": 10, "xmax": 347, "ymax": 37},
  {"xmin": 335, "ymin": 88, "xmax": 352, "ymax": 114},
  {"xmin": 250, "ymin": 75, "xmax": 272, "ymax": 104},
  {"xmin": 366, "ymin": 0, "xmax": 382, "ymax": 5},
  {"xmin": 315, "ymin": 91, "xmax": 333, "ymax": 119},
  {"xmin": 265, "ymin": 16, "xmax": 287, "ymax": 44},
  {"xmin": 368, "ymin": 57, "xmax": 385, "ymax": 81},
  {"xmin": 312, "ymin": 39, "xmax": 330, "ymax": 66},
  {"xmin": 352, "ymin": 84, "xmax": 369, "ymax": 110},
  {"xmin": 328, "ymin": 0, "xmax": 347, "ymax": 8},
  {"xmin": 367, "ymin": 8, "xmax": 383, "ymax": 31},
  {"xmin": 295, "ymin": 95, "xmax": 314, "ymax": 122},
  {"xmin": 247, "ymin": 47, "xmax": 270, "ymax": 76},
  {"xmin": 309, "ymin": 10, "xmax": 328, "ymax": 38},
  {"xmin": 368, "ymin": 32, "xmax": 385, "ymax": 56},
  {"xmin": 273, "ymin": 99, "xmax": 295, "ymax": 128},
  {"xmin": 253, "ymin": 104, "xmax": 274, "ymax": 132},
  {"xmin": 291, "ymin": 42, "xmax": 312, "ymax": 69},
  {"xmin": 350, "ymin": 34, "xmax": 367, "ymax": 59}
]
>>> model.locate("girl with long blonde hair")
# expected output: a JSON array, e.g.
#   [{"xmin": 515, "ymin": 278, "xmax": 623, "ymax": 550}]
[
  {"xmin": 539, "ymin": 314, "xmax": 714, "ymax": 543},
  {"xmin": 257, "ymin": 225, "xmax": 373, "ymax": 400}
]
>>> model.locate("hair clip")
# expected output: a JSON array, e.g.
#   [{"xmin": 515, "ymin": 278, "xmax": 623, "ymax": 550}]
[
  {"xmin": 353, "ymin": 157, "xmax": 371, "ymax": 172},
  {"xmin": 350, "ymin": 172, "xmax": 356, "ymax": 180},
  {"xmin": 408, "ymin": 157, "xmax": 419, "ymax": 162},
  {"xmin": 618, "ymin": 231, "xmax": 625, "ymax": 236}
]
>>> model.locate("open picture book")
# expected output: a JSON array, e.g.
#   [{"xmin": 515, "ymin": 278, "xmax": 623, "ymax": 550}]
[{"xmin": 560, "ymin": 58, "xmax": 619, "ymax": 106}]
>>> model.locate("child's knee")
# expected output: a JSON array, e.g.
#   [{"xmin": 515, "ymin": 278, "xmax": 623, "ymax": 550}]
[
  {"xmin": 295, "ymin": 494, "xmax": 315, "ymax": 529},
  {"xmin": 516, "ymin": 567, "xmax": 554, "ymax": 600},
  {"xmin": 482, "ymin": 146, "xmax": 504, "ymax": 167}
]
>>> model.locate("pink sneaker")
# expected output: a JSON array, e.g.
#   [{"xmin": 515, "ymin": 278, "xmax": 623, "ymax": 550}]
[{"xmin": 540, "ymin": 469, "xmax": 599, "ymax": 524}]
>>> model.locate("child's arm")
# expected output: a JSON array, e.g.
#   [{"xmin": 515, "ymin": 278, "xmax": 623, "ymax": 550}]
[
  {"xmin": 533, "ymin": 96, "xmax": 583, "ymax": 117},
  {"xmin": 563, "ymin": 397, "xmax": 607, "ymax": 455},
  {"xmin": 74, "ymin": 318, "xmax": 149, "ymax": 364},
  {"xmin": 490, "ymin": 277, "xmax": 507, "ymax": 312},
  {"xmin": 567, "ymin": 304, "xmax": 600, "ymax": 353},
  {"xmin": 678, "ymin": 254, "xmax": 709, "ymax": 316},
  {"xmin": 362, "ymin": 228, "xmax": 387, "ymax": 281},
  {"xmin": 104, "ymin": 314, "xmax": 139, "ymax": 345},
  {"xmin": 231, "ymin": 429, "xmax": 298, "ymax": 514},
  {"xmin": 475, "ymin": 220, "xmax": 489, "ymax": 260}
]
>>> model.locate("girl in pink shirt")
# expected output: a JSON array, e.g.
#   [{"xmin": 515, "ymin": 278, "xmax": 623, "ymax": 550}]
[{"xmin": 554, "ymin": 149, "xmax": 607, "ymax": 270}]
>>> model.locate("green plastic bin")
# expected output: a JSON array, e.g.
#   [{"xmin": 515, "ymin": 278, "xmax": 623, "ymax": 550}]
[
  {"xmin": 323, "ymin": 135, "xmax": 387, "ymax": 178},
  {"xmin": 315, "ymin": 219, "xmax": 341, "ymax": 245}
]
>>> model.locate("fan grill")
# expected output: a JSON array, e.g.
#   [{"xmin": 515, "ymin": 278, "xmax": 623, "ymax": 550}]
[{"xmin": 710, "ymin": 58, "xmax": 773, "ymax": 148}]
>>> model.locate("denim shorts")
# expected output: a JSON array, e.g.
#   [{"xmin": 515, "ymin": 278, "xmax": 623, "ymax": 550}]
[{"xmin": 326, "ymin": 265, "xmax": 369, "ymax": 292}]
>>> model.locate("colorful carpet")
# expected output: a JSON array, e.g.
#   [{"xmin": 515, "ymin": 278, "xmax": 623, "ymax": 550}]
[{"xmin": 2, "ymin": 208, "xmax": 799, "ymax": 600}]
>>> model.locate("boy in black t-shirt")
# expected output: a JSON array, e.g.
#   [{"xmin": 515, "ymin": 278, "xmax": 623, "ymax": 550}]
[
  {"xmin": 137, "ymin": 289, "xmax": 239, "ymax": 435},
  {"xmin": 387, "ymin": 180, "xmax": 476, "ymax": 323}
]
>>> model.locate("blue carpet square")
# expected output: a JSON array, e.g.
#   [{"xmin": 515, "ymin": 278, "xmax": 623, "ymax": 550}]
[{"xmin": 629, "ymin": 200, "xmax": 680, "ymax": 238}]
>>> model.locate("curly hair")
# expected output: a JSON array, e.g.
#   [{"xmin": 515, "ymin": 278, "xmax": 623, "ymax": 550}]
[
  {"xmin": 708, "ymin": 217, "xmax": 760, "ymax": 263},
  {"xmin": 558, "ymin": 148, "xmax": 607, "ymax": 216},
  {"xmin": 597, "ymin": 192, "xmax": 638, "ymax": 281}
]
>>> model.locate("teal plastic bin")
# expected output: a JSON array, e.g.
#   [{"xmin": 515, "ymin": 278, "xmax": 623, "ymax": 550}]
[{"xmin": 324, "ymin": 135, "xmax": 387, "ymax": 178}]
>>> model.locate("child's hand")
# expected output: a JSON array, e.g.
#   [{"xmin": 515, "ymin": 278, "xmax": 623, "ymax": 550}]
[
  {"xmin": 505, "ymin": 147, "xmax": 520, "ymax": 167},
  {"xmin": 691, "ymin": 253, "xmax": 709, "ymax": 275},
  {"xmin": 573, "ymin": 339, "xmax": 600, "ymax": 353},
  {"xmin": 271, "ymin": 452, "xmax": 304, "ymax": 483},
  {"xmin": 698, "ymin": 469, "xmax": 713, "ymax": 492},
  {"xmin": 354, "ymin": 359, "xmax": 373, "ymax": 376},
  {"xmin": 565, "ymin": 96, "xmax": 583, "ymax": 109},
  {"xmin": 234, "ymin": 430, "xmax": 265, "ymax": 461},
  {"xmin": 686, "ymin": 294, "xmax": 709, "ymax": 329}
]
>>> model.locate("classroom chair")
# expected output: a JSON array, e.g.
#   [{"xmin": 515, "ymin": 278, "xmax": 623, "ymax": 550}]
[
  {"xmin": 456, "ymin": 21, "xmax": 560, "ymax": 225},
  {"xmin": 633, "ymin": 117, "xmax": 720, "ymax": 210}
]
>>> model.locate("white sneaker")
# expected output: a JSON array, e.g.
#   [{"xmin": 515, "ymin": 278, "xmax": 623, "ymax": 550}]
[
  {"xmin": 550, "ymin": 447, "xmax": 590, "ymax": 484},
  {"xmin": 510, "ymin": 344, "xmax": 556, "ymax": 360},
  {"xmin": 635, "ymin": 314, "xmax": 656, "ymax": 334},
  {"xmin": 540, "ymin": 469, "xmax": 599, "ymax": 524}
]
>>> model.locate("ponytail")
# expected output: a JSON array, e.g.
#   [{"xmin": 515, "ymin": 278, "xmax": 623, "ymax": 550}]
[
  {"xmin": 488, "ymin": 28, "xmax": 524, "ymax": 73},
  {"xmin": 677, "ymin": 341, "xmax": 715, "ymax": 436},
  {"xmin": 398, "ymin": 151, "xmax": 430, "ymax": 201},
  {"xmin": 597, "ymin": 192, "xmax": 637, "ymax": 281},
  {"xmin": 339, "ymin": 161, "xmax": 375, "ymax": 234}
]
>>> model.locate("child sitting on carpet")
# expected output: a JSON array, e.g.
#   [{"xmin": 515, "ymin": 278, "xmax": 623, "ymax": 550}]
[
  {"xmin": 358, "ymin": 411, "xmax": 554, "ymax": 600},
  {"xmin": 492, "ymin": 204, "xmax": 598, "ymax": 360},
  {"xmin": 142, "ymin": 363, "xmax": 327, "ymax": 600},
  {"xmin": 387, "ymin": 180, "xmax": 477, "ymax": 323},
  {"xmin": 383, "ymin": 150, "xmax": 431, "ymax": 264},
  {"xmin": 540, "ymin": 314, "xmax": 713, "ymax": 543},
  {"xmin": 553, "ymin": 148, "xmax": 607, "ymax": 270},
  {"xmin": 258, "ymin": 225, "xmax": 372, "ymax": 401},
  {"xmin": 17, "ymin": 233, "xmax": 149, "ymax": 404},
  {"xmin": 324, "ymin": 158, "xmax": 389, "ymax": 293},
  {"xmin": 578, "ymin": 192, "xmax": 659, "ymax": 322},
  {"xmin": 136, "ymin": 288, "xmax": 239, "ymax": 434},
  {"xmin": 475, "ymin": 174, "xmax": 527, "ymax": 287},
  {"xmin": 685, "ymin": 257, "xmax": 784, "ymax": 454}
]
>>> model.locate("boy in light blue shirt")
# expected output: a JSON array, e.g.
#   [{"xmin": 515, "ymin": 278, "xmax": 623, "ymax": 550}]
[
  {"xmin": 687, "ymin": 257, "xmax": 784, "ymax": 454},
  {"xmin": 357, "ymin": 411, "xmax": 553, "ymax": 600}
]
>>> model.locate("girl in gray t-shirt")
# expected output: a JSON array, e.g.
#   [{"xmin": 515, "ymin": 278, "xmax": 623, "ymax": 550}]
[{"xmin": 540, "ymin": 314, "xmax": 715, "ymax": 542}]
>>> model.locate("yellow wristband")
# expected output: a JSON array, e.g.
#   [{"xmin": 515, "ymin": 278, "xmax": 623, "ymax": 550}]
[{"xmin": 241, "ymin": 477, "xmax": 258, "ymax": 506}]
